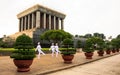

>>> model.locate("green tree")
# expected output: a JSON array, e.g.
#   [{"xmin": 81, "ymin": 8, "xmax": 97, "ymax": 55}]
[
  {"xmin": 100, "ymin": 33, "xmax": 106, "ymax": 39},
  {"xmin": 0, "ymin": 38, "xmax": 4, "ymax": 47},
  {"xmin": 111, "ymin": 38, "xmax": 120, "ymax": 49},
  {"xmin": 40, "ymin": 30, "xmax": 73, "ymax": 43},
  {"xmin": 1, "ymin": 36, "xmax": 15, "ymax": 48},
  {"xmin": 93, "ymin": 33, "xmax": 99, "ymax": 37},
  {"xmin": 116, "ymin": 34, "xmax": 120, "ymax": 39},
  {"xmin": 93, "ymin": 33, "xmax": 106, "ymax": 39},
  {"xmin": 84, "ymin": 33, "xmax": 92, "ymax": 38},
  {"xmin": 83, "ymin": 37, "xmax": 104, "ymax": 50}
]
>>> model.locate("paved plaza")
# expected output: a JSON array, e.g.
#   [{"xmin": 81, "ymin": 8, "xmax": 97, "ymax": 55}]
[
  {"xmin": 48, "ymin": 53, "xmax": 120, "ymax": 75},
  {"xmin": 0, "ymin": 51, "xmax": 120, "ymax": 75}
]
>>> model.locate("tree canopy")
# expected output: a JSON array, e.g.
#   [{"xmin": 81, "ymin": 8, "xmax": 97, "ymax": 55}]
[{"xmin": 40, "ymin": 30, "xmax": 73, "ymax": 43}]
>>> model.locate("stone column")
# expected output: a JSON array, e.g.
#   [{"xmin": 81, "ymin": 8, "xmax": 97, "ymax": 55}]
[
  {"xmin": 43, "ymin": 13, "xmax": 46, "ymax": 29},
  {"xmin": 61, "ymin": 19, "xmax": 64, "ymax": 30},
  {"xmin": 23, "ymin": 17, "xmax": 25, "ymax": 31},
  {"xmin": 19, "ymin": 19, "xmax": 21, "ymax": 32},
  {"xmin": 32, "ymin": 13, "xmax": 35, "ymax": 29},
  {"xmin": 21, "ymin": 17, "xmax": 23, "ymax": 31},
  {"xmin": 49, "ymin": 15, "xmax": 51, "ymax": 29},
  {"xmin": 28, "ymin": 15, "xmax": 30, "ymax": 30},
  {"xmin": 54, "ymin": 16, "xmax": 56, "ymax": 30},
  {"xmin": 36, "ymin": 11, "xmax": 40, "ymax": 28},
  {"xmin": 24, "ymin": 16, "xmax": 26, "ymax": 30}
]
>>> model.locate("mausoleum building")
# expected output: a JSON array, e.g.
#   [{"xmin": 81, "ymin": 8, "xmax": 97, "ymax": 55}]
[{"xmin": 9, "ymin": 4, "xmax": 66, "ymax": 45}]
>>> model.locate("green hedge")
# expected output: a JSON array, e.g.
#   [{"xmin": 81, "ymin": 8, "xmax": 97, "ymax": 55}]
[
  {"xmin": 0, "ymin": 48, "xmax": 73, "ymax": 54},
  {"xmin": 0, "ymin": 48, "xmax": 15, "ymax": 52},
  {"xmin": 0, "ymin": 48, "xmax": 52, "ymax": 52}
]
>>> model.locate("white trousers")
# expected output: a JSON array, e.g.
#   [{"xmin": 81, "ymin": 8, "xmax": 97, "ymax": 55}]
[
  {"xmin": 51, "ymin": 50, "xmax": 55, "ymax": 57},
  {"xmin": 55, "ymin": 49, "xmax": 60, "ymax": 57},
  {"xmin": 37, "ymin": 50, "xmax": 45, "ymax": 59}
]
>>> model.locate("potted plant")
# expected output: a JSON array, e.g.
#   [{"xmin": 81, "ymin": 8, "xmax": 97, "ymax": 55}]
[
  {"xmin": 60, "ymin": 38, "xmax": 76, "ymax": 63},
  {"xmin": 115, "ymin": 38, "xmax": 120, "ymax": 52},
  {"xmin": 111, "ymin": 38, "xmax": 120, "ymax": 53},
  {"xmin": 104, "ymin": 40, "xmax": 112, "ymax": 54},
  {"xmin": 10, "ymin": 34, "xmax": 36, "ymax": 72},
  {"xmin": 95, "ymin": 38, "xmax": 105, "ymax": 56},
  {"xmin": 82, "ymin": 37, "xmax": 94, "ymax": 59},
  {"xmin": 106, "ymin": 48, "xmax": 111, "ymax": 54},
  {"xmin": 111, "ymin": 47, "xmax": 116, "ymax": 53}
]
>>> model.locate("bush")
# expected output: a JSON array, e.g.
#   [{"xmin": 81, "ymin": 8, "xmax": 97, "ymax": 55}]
[
  {"xmin": 62, "ymin": 38, "xmax": 73, "ymax": 48},
  {"xmin": 10, "ymin": 34, "xmax": 35, "ymax": 60},
  {"xmin": 14, "ymin": 34, "xmax": 33, "ymax": 50},
  {"xmin": 61, "ymin": 38, "xmax": 76, "ymax": 55},
  {"xmin": 10, "ymin": 50, "xmax": 35, "ymax": 60},
  {"xmin": 82, "ymin": 37, "xmax": 95, "ymax": 52},
  {"xmin": 82, "ymin": 48, "xmax": 94, "ymax": 53},
  {"xmin": 60, "ymin": 48, "xmax": 76, "ymax": 55}
]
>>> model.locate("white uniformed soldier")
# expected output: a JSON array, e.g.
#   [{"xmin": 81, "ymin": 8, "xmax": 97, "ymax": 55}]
[
  {"xmin": 35, "ymin": 42, "xmax": 45, "ymax": 59},
  {"xmin": 49, "ymin": 43, "xmax": 55, "ymax": 57},
  {"xmin": 54, "ymin": 43, "xmax": 61, "ymax": 57}
]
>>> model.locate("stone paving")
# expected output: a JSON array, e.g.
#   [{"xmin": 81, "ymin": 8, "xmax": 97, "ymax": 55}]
[
  {"xmin": 47, "ymin": 53, "xmax": 120, "ymax": 75},
  {"xmin": 0, "ymin": 51, "xmax": 119, "ymax": 75}
]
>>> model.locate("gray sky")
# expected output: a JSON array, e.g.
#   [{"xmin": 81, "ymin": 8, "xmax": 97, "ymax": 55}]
[{"xmin": 0, "ymin": 0, "xmax": 120, "ymax": 38}]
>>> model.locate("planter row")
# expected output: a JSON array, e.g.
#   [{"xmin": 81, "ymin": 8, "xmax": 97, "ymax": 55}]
[
  {"xmin": 63, "ymin": 49, "xmax": 120, "ymax": 63},
  {"xmin": 11, "ymin": 49, "xmax": 119, "ymax": 72}
]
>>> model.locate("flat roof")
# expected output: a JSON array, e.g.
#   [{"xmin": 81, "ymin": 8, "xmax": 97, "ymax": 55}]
[{"xmin": 17, "ymin": 4, "xmax": 66, "ymax": 19}]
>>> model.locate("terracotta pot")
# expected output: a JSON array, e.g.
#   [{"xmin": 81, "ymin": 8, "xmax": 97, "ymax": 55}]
[
  {"xmin": 112, "ymin": 50, "xmax": 116, "ymax": 53},
  {"xmin": 84, "ymin": 52, "xmax": 93, "ymax": 59},
  {"xmin": 13, "ymin": 59, "xmax": 33, "ymax": 72},
  {"xmin": 62, "ymin": 55, "xmax": 74, "ymax": 64},
  {"xmin": 106, "ymin": 50, "xmax": 111, "ymax": 54},
  {"xmin": 97, "ymin": 50, "xmax": 104, "ymax": 56},
  {"xmin": 116, "ymin": 49, "xmax": 119, "ymax": 52}
]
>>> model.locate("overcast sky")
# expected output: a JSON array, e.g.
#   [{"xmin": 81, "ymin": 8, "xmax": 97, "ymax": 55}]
[{"xmin": 0, "ymin": 0, "xmax": 120, "ymax": 39}]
